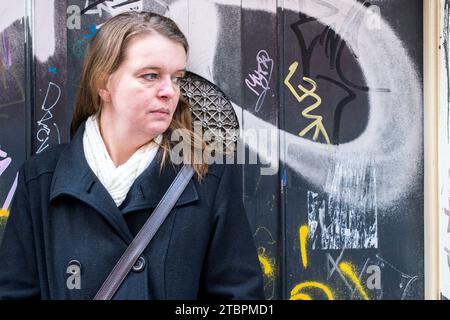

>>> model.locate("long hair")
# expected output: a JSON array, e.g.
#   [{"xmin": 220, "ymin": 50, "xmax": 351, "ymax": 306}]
[{"xmin": 71, "ymin": 11, "xmax": 207, "ymax": 178}]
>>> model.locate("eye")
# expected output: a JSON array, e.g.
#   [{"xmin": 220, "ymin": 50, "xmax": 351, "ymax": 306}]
[
  {"xmin": 172, "ymin": 75, "xmax": 185, "ymax": 86},
  {"xmin": 143, "ymin": 73, "xmax": 158, "ymax": 81}
]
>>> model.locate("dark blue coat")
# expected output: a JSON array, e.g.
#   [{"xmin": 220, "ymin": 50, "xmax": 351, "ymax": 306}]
[{"xmin": 0, "ymin": 124, "xmax": 264, "ymax": 300}]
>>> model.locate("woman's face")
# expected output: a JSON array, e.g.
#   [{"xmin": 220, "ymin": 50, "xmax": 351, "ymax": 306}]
[{"xmin": 100, "ymin": 33, "xmax": 187, "ymax": 141}]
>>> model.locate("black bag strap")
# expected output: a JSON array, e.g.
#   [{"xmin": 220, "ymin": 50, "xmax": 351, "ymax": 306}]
[{"xmin": 94, "ymin": 164, "xmax": 194, "ymax": 300}]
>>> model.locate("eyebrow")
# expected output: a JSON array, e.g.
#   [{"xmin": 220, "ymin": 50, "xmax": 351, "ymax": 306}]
[{"xmin": 138, "ymin": 66, "xmax": 186, "ymax": 73}]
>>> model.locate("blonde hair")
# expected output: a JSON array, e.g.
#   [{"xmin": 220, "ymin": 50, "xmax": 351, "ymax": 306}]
[{"xmin": 71, "ymin": 11, "xmax": 207, "ymax": 178}]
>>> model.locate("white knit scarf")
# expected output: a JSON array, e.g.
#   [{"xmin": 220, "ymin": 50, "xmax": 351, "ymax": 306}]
[{"xmin": 83, "ymin": 115, "xmax": 162, "ymax": 206}]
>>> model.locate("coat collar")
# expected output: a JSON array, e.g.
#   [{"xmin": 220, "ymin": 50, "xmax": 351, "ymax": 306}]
[{"xmin": 49, "ymin": 122, "xmax": 199, "ymax": 244}]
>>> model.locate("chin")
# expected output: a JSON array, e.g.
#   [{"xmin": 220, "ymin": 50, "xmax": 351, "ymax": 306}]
[{"xmin": 144, "ymin": 125, "xmax": 170, "ymax": 138}]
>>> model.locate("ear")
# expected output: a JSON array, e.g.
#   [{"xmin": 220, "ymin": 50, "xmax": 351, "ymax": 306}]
[{"xmin": 98, "ymin": 88, "xmax": 111, "ymax": 103}]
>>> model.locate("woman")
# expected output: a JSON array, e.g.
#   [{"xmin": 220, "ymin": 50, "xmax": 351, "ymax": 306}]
[{"xmin": 0, "ymin": 11, "xmax": 264, "ymax": 300}]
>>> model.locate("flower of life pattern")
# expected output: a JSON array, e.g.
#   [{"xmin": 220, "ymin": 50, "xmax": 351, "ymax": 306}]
[{"xmin": 180, "ymin": 72, "xmax": 239, "ymax": 152}]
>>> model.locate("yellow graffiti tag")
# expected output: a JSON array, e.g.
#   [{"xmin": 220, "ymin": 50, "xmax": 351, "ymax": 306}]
[
  {"xmin": 299, "ymin": 225, "xmax": 308, "ymax": 269},
  {"xmin": 291, "ymin": 293, "xmax": 312, "ymax": 300},
  {"xmin": 258, "ymin": 254, "xmax": 274, "ymax": 278},
  {"xmin": 339, "ymin": 262, "xmax": 369, "ymax": 300},
  {"xmin": 284, "ymin": 61, "xmax": 331, "ymax": 145},
  {"xmin": 258, "ymin": 246, "xmax": 275, "ymax": 279},
  {"xmin": 290, "ymin": 281, "xmax": 335, "ymax": 300},
  {"xmin": 0, "ymin": 209, "xmax": 9, "ymax": 218},
  {"xmin": 291, "ymin": 222, "xmax": 372, "ymax": 300}
]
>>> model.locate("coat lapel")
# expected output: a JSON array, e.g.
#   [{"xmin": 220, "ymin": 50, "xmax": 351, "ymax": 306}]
[
  {"xmin": 118, "ymin": 150, "xmax": 198, "ymax": 214},
  {"xmin": 49, "ymin": 122, "xmax": 199, "ymax": 244}
]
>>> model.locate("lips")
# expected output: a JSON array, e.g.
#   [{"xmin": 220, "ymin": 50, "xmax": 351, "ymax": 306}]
[{"xmin": 149, "ymin": 108, "xmax": 170, "ymax": 115}]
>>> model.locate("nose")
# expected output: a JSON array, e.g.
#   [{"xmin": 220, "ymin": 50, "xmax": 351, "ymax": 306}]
[{"xmin": 157, "ymin": 76, "xmax": 177, "ymax": 99}]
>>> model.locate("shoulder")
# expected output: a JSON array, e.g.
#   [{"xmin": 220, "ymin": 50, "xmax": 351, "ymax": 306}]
[{"xmin": 21, "ymin": 143, "xmax": 69, "ymax": 183}]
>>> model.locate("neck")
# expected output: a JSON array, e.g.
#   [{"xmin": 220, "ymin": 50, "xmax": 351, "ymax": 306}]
[{"xmin": 98, "ymin": 113, "xmax": 155, "ymax": 167}]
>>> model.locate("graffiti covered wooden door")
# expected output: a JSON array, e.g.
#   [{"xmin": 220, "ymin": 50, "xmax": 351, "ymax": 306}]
[
  {"xmin": 0, "ymin": 0, "xmax": 424, "ymax": 299},
  {"xmin": 280, "ymin": 0, "xmax": 423, "ymax": 300}
]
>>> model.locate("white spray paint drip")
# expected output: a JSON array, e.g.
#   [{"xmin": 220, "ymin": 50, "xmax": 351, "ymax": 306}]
[
  {"xmin": 239, "ymin": 0, "xmax": 274, "ymax": 12},
  {"xmin": 324, "ymin": 157, "xmax": 378, "ymax": 249},
  {"xmin": 0, "ymin": 1, "xmax": 25, "ymax": 34},
  {"xmin": 287, "ymin": 0, "xmax": 422, "ymax": 211},
  {"xmin": 170, "ymin": 0, "xmax": 218, "ymax": 84},
  {"xmin": 34, "ymin": 0, "xmax": 55, "ymax": 63},
  {"xmin": 188, "ymin": 0, "xmax": 421, "ymax": 211}
]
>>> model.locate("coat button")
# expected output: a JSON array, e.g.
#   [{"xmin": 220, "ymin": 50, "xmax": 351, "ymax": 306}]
[{"xmin": 132, "ymin": 256, "xmax": 146, "ymax": 273}]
